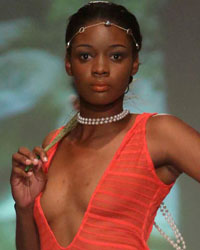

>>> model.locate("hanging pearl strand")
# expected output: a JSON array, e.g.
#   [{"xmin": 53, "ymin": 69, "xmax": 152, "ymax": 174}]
[
  {"xmin": 77, "ymin": 109, "xmax": 129, "ymax": 125},
  {"xmin": 154, "ymin": 202, "xmax": 186, "ymax": 250}
]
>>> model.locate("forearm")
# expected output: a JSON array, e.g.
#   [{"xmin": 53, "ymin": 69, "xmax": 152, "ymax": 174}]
[{"xmin": 15, "ymin": 204, "xmax": 40, "ymax": 250}]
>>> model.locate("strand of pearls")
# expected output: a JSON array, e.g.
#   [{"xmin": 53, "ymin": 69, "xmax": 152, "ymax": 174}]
[
  {"xmin": 154, "ymin": 202, "xmax": 186, "ymax": 250},
  {"xmin": 77, "ymin": 110, "xmax": 129, "ymax": 125}
]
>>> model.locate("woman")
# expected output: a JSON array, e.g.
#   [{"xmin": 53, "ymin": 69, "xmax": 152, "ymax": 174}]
[{"xmin": 11, "ymin": 1, "xmax": 199, "ymax": 249}]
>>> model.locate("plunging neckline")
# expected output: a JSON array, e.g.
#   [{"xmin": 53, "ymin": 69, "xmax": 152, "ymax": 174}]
[{"xmin": 38, "ymin": 113, "xmax": 143, "ymax": 249}]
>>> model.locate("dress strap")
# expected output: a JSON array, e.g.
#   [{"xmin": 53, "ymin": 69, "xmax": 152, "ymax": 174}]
[
  {"xmin": 42, "ymin": 113, "xmax": 77, "ymax": 173},
  {"xmin": 44, "ymin": 113, "xmax": 77, "ymax": 153}
]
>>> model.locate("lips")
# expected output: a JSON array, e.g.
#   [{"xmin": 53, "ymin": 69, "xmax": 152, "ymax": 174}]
[{"xmin": 90, "ymin": 83, "xmax": 109, "ymax": 92}]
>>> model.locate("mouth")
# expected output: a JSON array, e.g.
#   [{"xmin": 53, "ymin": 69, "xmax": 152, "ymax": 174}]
[{"xmin": 90, "ymin": 83, "xmax": 110, "ymax": 92}]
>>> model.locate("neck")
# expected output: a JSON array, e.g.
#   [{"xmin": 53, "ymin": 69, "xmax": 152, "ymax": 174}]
[
  {"xmin": 77, "ymin": 109, "xmax": 129, "ymax": 125},
  {"xmin": 79, "ymin": 95, "xmax": 124, "ymax": 118},
  {"xmin": 70, "ymin": 96, "xmax": 129, "ymax": 141}
]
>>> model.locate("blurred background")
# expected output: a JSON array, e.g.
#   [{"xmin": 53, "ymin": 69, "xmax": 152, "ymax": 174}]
[{"xmin": 0, "ymin": 0, "xmax": 200, "ymax": 249}]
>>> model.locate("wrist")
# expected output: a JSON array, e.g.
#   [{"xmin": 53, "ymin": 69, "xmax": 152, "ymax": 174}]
[{"xmin": 14, "ymin": 203, "xmax": 34, "ymax": 215}]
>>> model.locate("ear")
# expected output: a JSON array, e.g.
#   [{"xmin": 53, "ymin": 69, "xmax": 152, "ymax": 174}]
[
  {"xmin": 131, "ymin": 54, "xmax": 139, "ymax": 76},
  {"xmin": 65, "ymin": 54, "xmax": 73, "ymax": 76}
]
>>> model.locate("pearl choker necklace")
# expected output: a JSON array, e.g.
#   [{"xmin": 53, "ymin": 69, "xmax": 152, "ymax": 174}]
[{"xmin": 77, "ymin": 110, "xmax": 129, "ymax": 125}]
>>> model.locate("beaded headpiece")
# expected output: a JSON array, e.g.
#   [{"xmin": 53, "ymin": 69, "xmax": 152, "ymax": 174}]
[
  {"xmin": 88, "ymin": 1, "xmax": 110, "ymax": 3},
  {"xmin": 66, "ymin": 20, "xmax": 139, "ymax": 51}
]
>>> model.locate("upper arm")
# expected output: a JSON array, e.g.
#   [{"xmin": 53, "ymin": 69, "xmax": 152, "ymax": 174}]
[{"xmin": 148, "ymin": 114, "xmax": 200, "ymax": 182}]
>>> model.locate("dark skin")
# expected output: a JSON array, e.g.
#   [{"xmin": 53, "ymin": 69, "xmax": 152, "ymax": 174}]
[{"xmin": 11, "ymin": 21, "xmax": 200, "ymax": 249}]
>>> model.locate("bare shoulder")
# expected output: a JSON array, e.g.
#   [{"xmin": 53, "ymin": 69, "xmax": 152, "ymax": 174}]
[
  {"xmin": 146, "ymin": 113, "xmax": 200, "ymax": 182},
  {"xmin": 148, "ymin": 113, "xmax": 189, "ymax": 130},
  {"xmin": 42, "ymin": 129, "xmax": 58, "ymax": 148},
  {"xmin": 147, "ymin": 113, "xmax": 199, "ymax": 140}
]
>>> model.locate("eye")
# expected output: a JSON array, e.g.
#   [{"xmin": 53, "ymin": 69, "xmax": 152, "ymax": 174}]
[
  {"xmin": 79, "ymin": 53, "xmax": 91, "ymax": 61},
  {"xmin": 110, "ymin": 53, "xmax": 123, "ymax": 61}
]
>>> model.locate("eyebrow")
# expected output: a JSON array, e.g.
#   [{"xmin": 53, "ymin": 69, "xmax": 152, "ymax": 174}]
[
  {"xmin": 74, "ymin": 44, "xmax": 128, "ymax": 49},
  {"xmin": 109, "ymin": 44, "xmax": 128, "ymax": 48},
  {"xmin": 75, "ymin": 44, "xmax": 92, "ymax": 48}
]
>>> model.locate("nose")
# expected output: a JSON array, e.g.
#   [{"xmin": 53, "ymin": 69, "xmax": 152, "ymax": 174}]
[{"xmin": 92, "ymin": 55, "xmax": 109, "ymax": 77}]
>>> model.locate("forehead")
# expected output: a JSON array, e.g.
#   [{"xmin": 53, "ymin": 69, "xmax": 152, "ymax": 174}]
[{"xmin": 72, "ymin": 22, "xmax": 132, "ymax": 48}]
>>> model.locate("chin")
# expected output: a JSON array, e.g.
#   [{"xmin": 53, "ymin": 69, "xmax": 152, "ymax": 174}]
[{"xmin": 80, "ymin": 93, "xmax": 124, "ymax": 107}]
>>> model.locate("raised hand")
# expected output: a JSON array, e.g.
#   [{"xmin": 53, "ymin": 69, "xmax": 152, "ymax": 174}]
[{"xmin": 11, "ymin": 146, "xmax": 48, "ymax": 209}]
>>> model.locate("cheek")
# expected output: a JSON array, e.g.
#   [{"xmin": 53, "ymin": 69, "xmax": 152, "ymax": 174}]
[
  {"xmin": 72, "ymin": 73, "xmax": 91, "ymax": 97},
  {"xmin": 111, "ymin": 65, "xmax": 132, "ymax": 87},
  {"xmin": 71, "ymin": 63, "xmax": 91, "ymax": 82}
]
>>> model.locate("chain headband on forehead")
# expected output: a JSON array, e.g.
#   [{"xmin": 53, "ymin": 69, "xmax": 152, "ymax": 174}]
[
  {"xmin": 88, "ymin": 1, "xmax": 110, "ymax": 4},
  {"xmin": 66, "ymin": 20, "xmax": 139, "ymax": 51}
]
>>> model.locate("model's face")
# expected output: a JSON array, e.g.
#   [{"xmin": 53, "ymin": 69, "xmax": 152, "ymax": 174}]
[{"xmin": 65, "ymin": 21, "xmax": 139, "ymax": 106}]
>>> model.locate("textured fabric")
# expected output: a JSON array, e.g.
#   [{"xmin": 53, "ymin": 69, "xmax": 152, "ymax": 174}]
[{"xmin": 34, "ymin": 113, "xmax": 175, "ymax": 250}]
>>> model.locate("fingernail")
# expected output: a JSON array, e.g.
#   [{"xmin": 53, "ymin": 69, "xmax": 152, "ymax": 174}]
[
  {"xmin": 33, "ymin": 158, "xmax": 39, "ymax": 165},
  {"xmin": 27, "ymin": 171, "xmax": 32, "ymax": 176},
  {"xmin": 25, "ymin": 159, "xmax": 31, "ymax": 165},
  {"xmin": 43, "ymin": 157, "xmax": 48, "ymax": 162}
]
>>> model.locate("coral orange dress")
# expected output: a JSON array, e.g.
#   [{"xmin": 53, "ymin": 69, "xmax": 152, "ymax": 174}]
[{"xmin": 34, "ymin": 113, "xmax": 175, "ymax": 250}]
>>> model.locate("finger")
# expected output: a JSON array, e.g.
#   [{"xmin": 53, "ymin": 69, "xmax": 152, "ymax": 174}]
[
  {"xmin": 18, "ymin": 147, "xmax": 41, "ymax": 168},
  {"xmin": 33, "ymin": 160, "xmax": 43, "ymax": 173},
  {"xmin": 11, "ymin": 166, "xmax": 33, "ymax": 180},
  {"xmin": 18, "ymin": 147, "xmax": 36, "ymax": 161},
  {"xmin": 16, "ymin": 147, "xmax": 43, "ymax": 174},
  {"xmin": 12, "ymin": 153, "xmax": 32, "ymax": 167},
  {"xmin": 32, "ymin": 146, "xmax": 48, "ymax": 163},
  {"xmin": 12, "ymin": 152, "xmax": 38, "ymax": 173},
  {"xmin": 24, "ymin": 158, "xmax": 39, "ymax": 173},
  {"xmin": 24, "ymin": 164, "xmax": 34, "ymax": 173},
  {"xmin": 12, "ymin": 153, "xmax": 34, "ymax": 173},
  {"xmin": 33, "ymin": 162, "xmax": 47, "ymax": 182}
]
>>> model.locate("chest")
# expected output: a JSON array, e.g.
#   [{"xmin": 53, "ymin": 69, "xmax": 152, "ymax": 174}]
[{"xmin": 40, "ymin": 134, "xmax": 125, "ymax": 223}]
